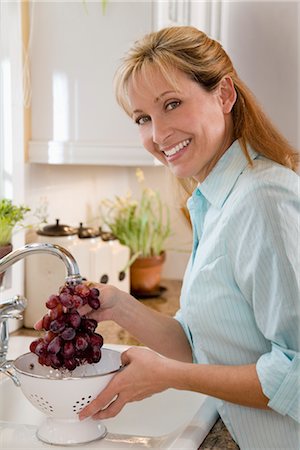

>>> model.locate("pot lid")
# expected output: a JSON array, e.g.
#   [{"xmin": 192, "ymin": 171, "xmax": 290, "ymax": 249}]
[
  {"xmin": 100, "ymin": 230, "xmax": 117, "ymax": 241},
  {"xmin": 37, "ymin": 219, "xmax": 77, "ymax": 237},
  {"xmin": 78, "ymin": 222, "xmax": 100, "ymax": 239}
]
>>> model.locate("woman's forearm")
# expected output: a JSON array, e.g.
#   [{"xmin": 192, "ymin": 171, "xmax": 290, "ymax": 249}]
[
  {"xmin": 163, "ymin": 358, "xmax": 269, "ymax": 409},
  {"xmin": 112, "ymin": 293, "xmax": 193, "ymax": 362}
]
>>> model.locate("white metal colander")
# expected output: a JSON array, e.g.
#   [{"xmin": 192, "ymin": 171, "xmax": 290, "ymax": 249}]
[{"xmin": 12, "ymin": 348, "xmax": 121, "ymax": 445}]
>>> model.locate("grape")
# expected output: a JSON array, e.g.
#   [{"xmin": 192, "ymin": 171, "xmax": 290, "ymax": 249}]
[
  {"xmin": 73, "ymin": 295, "xmax": 83, "ymax": 309},
  {"xmin": 59, "ymin": 285, "xmax": 73, "ymax": 295},
  {"xmin": 42, "ymin": 314, "xmax": 52, "ymax": 331},
  {"xmin": 45, "ymin": 294, "xmax": 60, "ymax": 309},
  {"xmin": 59, "ymin": 293, "xmax": 74, "ymax": 308},
  {"xmin": 89, "ymin": 333, "xmax": 103, "ymax": 347},
  {"xmin": 64, "ymin": 358, "xmax": 77, "ymax": 371},
  {"xmin": 49, "ymin": 303, "xmax": 63, "ymax": 320},
  {"xmin": 29, "ymin": 338, "xmax": 43, "ymax": 353},
  {"xmin": 90, "ymin": 287, "xmax": 100, "ymax": 298},
  {"xmin": 62, "ymin": 341, "xmax": 75, "ymax": 358},
  {"xmin": 44, "ymin": 331, "xmax": 56, "ymax": 343},
  {"xmin": 91, "ymin": 346, "xmax": 101, "ymax": 363},
  {"xmin": 47, "ymin": 336, "xmax": 62, "ymax": 354},
  {"xmin": 61, "ymin": 327, "xmax": 76, "ymax": 341},
  {"xmin": 74, "ymin": 284, "xmax": 90, "ymax": 298},
  {"xmin": 81, "ymin": 318, "xmax": 97, "ymax": 333},
  {"xmin": 88, "ymin": 296, "xmax": 100, "ymax": 310},
  {"xmin": 50, "ymin": 353, "xmax": 63, "ymax": 369},
  {"xmin": 29, "ymin": 281, "xmax": 104, "ymax": 371},
  {"xmin": 75, "ymin": 333, "xmax": 89, "ymax": 352},
  {"xmin": 50, "ymin": 318, "xmax": 66, "ymax": 333},
  {"xmin": 66, "ymin": 311, "xmax": 81, "ymax": 329},
  {"xmin": 44, "ymin": 354, "xmax": 53, "ymax": 367},
  {"xmin": 38, "ymin": 355, "xmax": 47, "ymax": 366},
  {"xmin": 35, "ymin": 341, "xmax": 48, "ymax": 356}
]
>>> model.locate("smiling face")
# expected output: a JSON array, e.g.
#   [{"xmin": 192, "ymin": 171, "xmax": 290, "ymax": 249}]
[{"xmin": 127, "ymin": 66, "xmax": 236, "ymax": 182}]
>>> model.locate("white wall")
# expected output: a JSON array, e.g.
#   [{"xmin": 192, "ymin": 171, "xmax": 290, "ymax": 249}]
[{"xmin": 221, "ymin": 1, "xmax": 299, "ymax": 150}]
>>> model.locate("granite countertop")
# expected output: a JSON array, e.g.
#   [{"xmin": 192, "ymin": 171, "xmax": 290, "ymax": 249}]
[{"xmin": 15, "ymin": 279, "xmax": 238, "ymax": 449}]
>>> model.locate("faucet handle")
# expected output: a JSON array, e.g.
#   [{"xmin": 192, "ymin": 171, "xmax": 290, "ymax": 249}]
[
  {"xmin": 0, "ymin": 295, "xmax": 27, "ymax": 318},
  {"xmin": 0, "ymin": 295, "xmax": 27, "ymax": 366},
  {"xmin": 0, "ymin": 312, "xmax": 24, "ymax": 321}
]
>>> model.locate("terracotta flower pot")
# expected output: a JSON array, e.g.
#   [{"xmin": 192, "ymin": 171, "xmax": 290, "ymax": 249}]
[
  {"xmin": 130, "ymin": 251, "xmax": 166, "ymax": 295},
  {"xmin": 0, "ymin": 243, "xmax": 13, "ymax": 286}
]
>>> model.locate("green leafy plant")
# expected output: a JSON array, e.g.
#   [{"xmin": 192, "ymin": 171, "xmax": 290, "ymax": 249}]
[
  {"xmin": 100, "ymin": 169, "xmax": 171, "ymax": 266},
  {"xmin": 0, "ymin": 198, "xmax": 48, "ymax": 246},
  {"xmin": 0, "ymin": 199, "xmax": 30, "ymax": 246}
]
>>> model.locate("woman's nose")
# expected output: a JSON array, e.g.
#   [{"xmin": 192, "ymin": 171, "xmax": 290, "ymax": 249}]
[{"xmin": 151, "ymin": 118, "xmax": 172, "ymax": 145}]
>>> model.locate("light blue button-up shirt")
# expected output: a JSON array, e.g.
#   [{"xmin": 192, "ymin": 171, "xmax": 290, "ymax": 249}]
[{"xmin": 175, "ymin": 140, "xmax": 300, "ymax": 449}]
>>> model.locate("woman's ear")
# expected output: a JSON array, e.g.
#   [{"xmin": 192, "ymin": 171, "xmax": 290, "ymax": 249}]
[{"xmin": 219, "ymin": 76, "xmax": 237, "ymax": 114}]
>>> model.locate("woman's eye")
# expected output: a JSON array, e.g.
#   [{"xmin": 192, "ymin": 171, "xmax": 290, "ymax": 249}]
[
  {"xmin": 135, "ymin": 115, "xmax": 150, "ymax": 125},
  {"xmin": 166, "ymin": 100, "xmax": 181, "ymax": 111}
]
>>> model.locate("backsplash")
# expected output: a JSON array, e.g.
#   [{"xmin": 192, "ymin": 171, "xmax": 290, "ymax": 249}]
[{"xmin": 25, "ymin": 164, "xmax": 192, "ymax": 280}]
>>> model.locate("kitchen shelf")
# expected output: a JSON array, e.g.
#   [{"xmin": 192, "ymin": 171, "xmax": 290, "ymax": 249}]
[{"xmin": 28, "ymin": 141, "xmax": 157, "ymax": 166}]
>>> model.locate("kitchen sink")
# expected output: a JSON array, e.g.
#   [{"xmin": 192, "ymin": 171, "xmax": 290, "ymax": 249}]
[{"xmin": 0, "ymin": 336, "xmax": 218, "ymax": 449}]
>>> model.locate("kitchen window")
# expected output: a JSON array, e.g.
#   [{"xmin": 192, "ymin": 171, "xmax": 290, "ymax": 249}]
[{"xmin": 0, "ymin": 1, "xmax": 26, "ymax": 331}]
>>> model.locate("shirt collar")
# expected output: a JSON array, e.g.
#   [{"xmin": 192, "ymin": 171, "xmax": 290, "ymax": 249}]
[{"xmin": 196, "ymin": 140, "xmax": 258, "ymax": 209}]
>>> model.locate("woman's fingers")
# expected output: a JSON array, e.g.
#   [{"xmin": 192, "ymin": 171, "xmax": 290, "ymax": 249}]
[
  {"xmin": 91, "ymin": 394, "xmax": 126, "ymax": 420},
  {"xmin": 78, "ymin": 380, "xmax": 118, "ymax": 421},
  {"xmin": 33, "ymin": 318, "xmax": 43, "ymax": 330}
]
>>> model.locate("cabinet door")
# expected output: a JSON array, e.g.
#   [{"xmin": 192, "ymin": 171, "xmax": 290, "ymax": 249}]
[
  {"xmin": 154, "ymin": 0, "xmax": 190, "ymax": 29},
  {"xmin": 28, "ymin": 1, "xmax": 154, "ymax": 165},
  {"xmin": 153, "ymin": 1, "xmax": 220, "ymax": 39}
]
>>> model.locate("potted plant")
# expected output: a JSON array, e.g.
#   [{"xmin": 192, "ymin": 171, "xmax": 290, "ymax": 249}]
[
  {"xmin": 0, "ymin": 199, "xmax": 31, "ymax": 285},
  {"xmin": 100, "ymin": 169, "xmax": 171, "ymax": 296}
]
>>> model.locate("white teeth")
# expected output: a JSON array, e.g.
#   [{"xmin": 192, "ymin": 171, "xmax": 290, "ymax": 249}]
[{"xmin": 163, "ymin": 139, "xmax": 191, "ymax": 157}]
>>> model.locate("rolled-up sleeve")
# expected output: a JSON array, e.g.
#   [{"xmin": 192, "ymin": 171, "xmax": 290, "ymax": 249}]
[
  {"xmin": 174, "ymin": 309, "xmax": 198, "ymax": 363},
  {"xmin": 256, "ymin": 343, "xmax": 300, "ymax": 422}
]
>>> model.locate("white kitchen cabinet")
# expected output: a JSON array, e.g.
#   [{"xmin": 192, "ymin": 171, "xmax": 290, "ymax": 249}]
[
  {"xmin": 153, "ymin": 1, "xmax": 221, "ymax": 40},
  {"xmin": 28, "ymin": 1, "xmax": 155, "ymax": 165}
]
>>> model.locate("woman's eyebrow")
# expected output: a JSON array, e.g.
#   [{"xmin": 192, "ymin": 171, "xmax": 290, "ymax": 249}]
[
  {"xmin": 154, "ymin": 90, "xmax": 177, "ymax": 103},
  {"xmin": 132, "ymin": 90, "xmax": 178, "ymax": 115}
]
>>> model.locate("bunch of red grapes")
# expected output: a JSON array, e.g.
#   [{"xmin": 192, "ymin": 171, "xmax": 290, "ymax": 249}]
[{"xmin": 29, "ymin": 283, "xmax": 103, "ymax": 371}]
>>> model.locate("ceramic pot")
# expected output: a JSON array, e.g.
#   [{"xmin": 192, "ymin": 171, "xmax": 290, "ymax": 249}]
[
  {"xmin": 130, "ymin": 251, "xmax": 166, "ymax": 295},
  {"xmin": 0, "ymin": 243, "xmax": 13, "ymax": 286}
]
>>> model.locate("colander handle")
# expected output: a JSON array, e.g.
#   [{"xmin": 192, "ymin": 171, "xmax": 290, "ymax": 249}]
[{"xmin": 0, "ymin": 360, "xmax": 20, "ymax": 387}]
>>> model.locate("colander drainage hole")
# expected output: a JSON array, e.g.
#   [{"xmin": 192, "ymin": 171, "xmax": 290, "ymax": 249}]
[
  {"xmin": 30, "ymin": 394, "xmax": 54, "ymax": 413},
  {"xmin": 73, "ymin": 395, "xmax": 92, "ymax": 412}
]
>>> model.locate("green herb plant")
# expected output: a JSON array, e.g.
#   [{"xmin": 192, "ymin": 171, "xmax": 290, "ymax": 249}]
[
  {"xmin": 0, "ymin": 199, "xmax": 31, "ymax": 246},
  {"xmin": 100, "ymin": 169, "xmax": 171, "ymax": 267}
]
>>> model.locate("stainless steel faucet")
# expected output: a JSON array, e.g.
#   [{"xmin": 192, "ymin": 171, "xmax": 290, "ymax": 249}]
[{"xmin": 0, "ymin": 242, "xmax": 82, "ymax": 368}]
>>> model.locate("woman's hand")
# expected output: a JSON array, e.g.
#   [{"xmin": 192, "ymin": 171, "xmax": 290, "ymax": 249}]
[
  {"xmin": 78, "ymin": 282, "xmax": 129, "ymax": 322},
  {"xmin": 34, "ymin": 282, "xmax": 129, "ymax": 330},
  {"xmin": 78, "ymin": 347, "xmax": 170, "ymax": 421}
]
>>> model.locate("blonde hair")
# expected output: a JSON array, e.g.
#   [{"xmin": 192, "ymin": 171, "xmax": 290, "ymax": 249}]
[{"xmin": 114, "ymin": 26, "xmax": 299, "ymax": 196}]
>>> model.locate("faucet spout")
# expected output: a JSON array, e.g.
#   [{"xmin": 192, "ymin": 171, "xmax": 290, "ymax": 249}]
[
  {"xmin": 0, "ymin": 242, "xmax": 82, "ymax": 285},
  {"xmin": 0, "ymin": 243, "xmax": 82, "ymax": 366}
]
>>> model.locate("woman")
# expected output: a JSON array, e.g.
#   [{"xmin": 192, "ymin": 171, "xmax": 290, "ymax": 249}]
[{"xmin": 47, "ymin": 27, "xmax": 300, "ymax": 448}]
